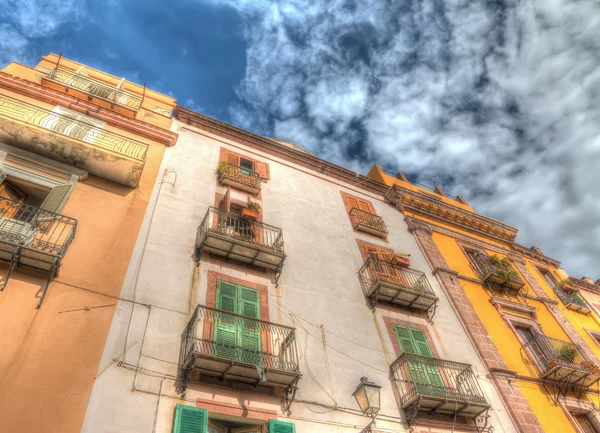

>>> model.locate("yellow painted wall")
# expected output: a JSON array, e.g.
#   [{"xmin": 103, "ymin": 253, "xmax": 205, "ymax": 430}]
[{"xmin": 518, "ymin": 380, "xmax": 578, "ymax": 433}]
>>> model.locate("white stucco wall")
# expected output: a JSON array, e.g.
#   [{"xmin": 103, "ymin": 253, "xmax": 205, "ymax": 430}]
[{"xmin": 82, "ymin": 121, "xmax": 517, "ymax": 433}]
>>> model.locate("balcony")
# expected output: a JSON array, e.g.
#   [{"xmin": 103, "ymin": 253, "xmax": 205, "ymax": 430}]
[
  {"xmin": 41, "ymin": 67, "xmax": 143, "ymax": 117},
  {"xmin": 468, "ymin": 253, "xmax": 526, "ymax": 295},
  {"xmin": 349, "ymin": 208, "xmax": 388, "ymax": 238},
  {"xmin": 182, "ymin": 305, "xmax": 301, "ymax": 392},
  {"xmin": 195, "ymin": 207, "xmax": 285, "ymax": 273},
  {"xmin": 217, "ymin": 162, "xmax": 262, "ymax": 195},
  {"xmin": 391, "ymin": 353, "xmax": 490, "ymax": 427},
  {"xmin": 553, "ymin": 285, "xmax": 591, "ymax": 314},
  {"xmin": 359, "ymin": 256, "xmax": 438, "ymax": 315},
  {"xmin": 0, "ymin": 93, "xmax": 148, "ymax": 187},
  {"xmin": 0, "ymin": 197, "xmax": 77, "ymax": 307},
  {"xmin": 521, "ymin": 334, "xmax": 600, "ymax": 396}
]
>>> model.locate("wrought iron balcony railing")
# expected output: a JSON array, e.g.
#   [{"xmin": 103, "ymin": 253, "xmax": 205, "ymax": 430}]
[
  {"xmin": 468, "ymin": 252, "xmax": 525, "ymax": 293},
  {"xmin": 552, "ymin": 284, "xmax": 590, "ymax": 314},
  {"xmin": 349, "ymin": 208, "xmax": 388, "ymax": 237},
  {"xmin": 197, "ymin": 207, "xmax": 284, "ymax": 253},
  {"xmin": 521, "ymin": 333, "xmax": 600, "ymax": 400},
  {"xmin": 0, "ymin": 93, "xmax": 148, "ymax": 161},
  {"xmin": 0, "ymin": 196, "xmax": 77, "ymax": 257},
  {"xmin": 358, "ymin": 256, "xmax": 438, "ymax": 316},
  {"xmin": 46, "ymin": 67, "xmax": 143, "ymax": 112},
  {"xmin": 217, "ymin": 162, "xmax": 262, "ymax": 194},
  {"xmin": 390, "ymin": 353, "xmax": 490, "ymax": 427},
  {"xmin": 182, "ymin": 305, "xmax": 300, "ymax": 391},
  {"xmin": 391, "ymin": 353, "xmax": 488, "ymax": 408}
]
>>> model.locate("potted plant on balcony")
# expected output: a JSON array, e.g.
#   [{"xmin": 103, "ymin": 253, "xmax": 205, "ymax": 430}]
[
  {"xmin": 557, "ymin": 278, "xmax": 577, "ymax": 292},
  {"xmin": 242, "ymin": 201, "xmax": 261, "ymax": 220},
  {"xmin": 489, "ymin": 255, "xmax": 519, "ymax": 284},
  {"xmin": 554, "ymin": 344, "xmax": 578, "ymax": 364},
  {"xmin": 215, "ymin": 161, "xmax": 229, "ymax": 178}
]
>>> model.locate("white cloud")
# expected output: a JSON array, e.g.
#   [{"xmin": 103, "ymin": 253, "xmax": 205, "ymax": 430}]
[{"xmin": 213, "ymin": 0, "xmax": 600, "ymax": 278}]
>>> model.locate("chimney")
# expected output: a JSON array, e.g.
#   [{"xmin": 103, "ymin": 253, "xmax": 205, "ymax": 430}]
[
  {"xmin": 530, "ymin": 246, "xmax": 544, "ymax": 256},
  {"xmin": 395, "ymin": 172, "xmax": 408, "ymax": 181},
  {"xmin": 455, "ymin": 196, "xmax": 469, "ymax": 206},
  {"xmin": 582, "ymin": 277, "xmax": 594, "ymax": 285}
]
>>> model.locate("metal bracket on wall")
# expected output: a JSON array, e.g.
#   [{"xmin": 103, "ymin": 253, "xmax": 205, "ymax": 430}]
[
  {"xmin": 403, "ymin": 398, "xmax": 421, "ymax": 429},
  {"xmin": 0, "ymin": 246, "xmax": 20, "ymax": 291},
  {"xmin": 474, "ymin": 408, "xmax": 494, "ymax": 433},
  {"xmin": 36, "ymin": 258, "xmax": 59, "ymax": 308},
  {"xmin": 283, "ymin": 377, "xmax": 300, "ymax": 415},
  {"xmin": 426, "ymin": 302, "xmax": 437, "ymax": 324}
]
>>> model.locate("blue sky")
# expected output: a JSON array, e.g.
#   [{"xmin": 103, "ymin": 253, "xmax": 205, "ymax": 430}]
[{"xmin": 2, "ymin": 0, "xmax": 600, "ymax": 279}]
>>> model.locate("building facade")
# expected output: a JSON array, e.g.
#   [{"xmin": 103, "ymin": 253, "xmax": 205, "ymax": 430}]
[
  {"xmin": 81, "ymin": 107, "xmax": 516, "ymax": 433},
  {"xmin": 0, "ymin": 54, "xmax": 177, "ymax": 433},
  {"xmin": 369, "ymin": 166, "xmax": 600, "ymax": 433}
]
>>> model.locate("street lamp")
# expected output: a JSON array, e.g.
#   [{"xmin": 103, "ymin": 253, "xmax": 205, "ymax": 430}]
[{"xmin": 353, "ymin": 377, "xmax": 382, "ymax": 421}]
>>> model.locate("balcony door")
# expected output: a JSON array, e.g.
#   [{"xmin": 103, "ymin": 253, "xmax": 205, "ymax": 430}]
[
  {"xmin": 214, "ymin": 280, "xmax": 262, "ymax": 365},
  {"xmin": 394, "ymin": 326, "xmax": 444, "ymax": 393},
  {"xmin": 573, "ymin": 414, "xmax": 599, "ymax": 433}
]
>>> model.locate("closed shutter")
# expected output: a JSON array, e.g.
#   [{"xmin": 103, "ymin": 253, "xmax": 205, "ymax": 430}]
[
  {"xmin": 0, "ymin": 169, "xmax": 6, "ymax": 185},
  {"xmin": 408, "ymin": 328, "xmax": 444, "ymax": 389},
  {"xmin": 357, "ymin": 200, "xmax": 372, "ymax": 213},
  {"xmin": 253, "ymin": 161, "xmax": 270, "ymax": 180},
  {"xmin": 215, "ymin": 281, "xmax": 239, "ymax": 360},
  {"xmin": 239, "ymin": 287, "xmax": 261, "ymax": 364},
  {"xmin": 268, "ymin": 420, "xmax": 296, "ymax": 433},
  {"xmin": 222, "ymin": 187, "xmax": 231, "ymax": 213},
  {"xmin": 40, "ymin": 184, "xmax": 75, "ymax": 213},
  {"xmin": 227, "ymin": 153, "xmax": 239, "ymax": 166},
  {"xmin": 393, "ymin": 326, "xmax": 416, "ymax": 354},
  {"xmin": 172, "ymin": 404, "xmax": 208, "ymax": 433},
  {"xmin": 348, "ymin": 197, "xmax": 359, "ymax": 210}
]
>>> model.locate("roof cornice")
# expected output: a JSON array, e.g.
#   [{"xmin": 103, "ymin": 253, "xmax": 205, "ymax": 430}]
[
  {"xmin": 386, "ymin": 184, "xmax": 518, "ymax": 243},
  {"xmin": 0, "ymin": 71, "xmax": 178, "ymax": 146},
  {"xmin": 511, "ymin": 243, "xmax": 561, "ymax": 268},
  {"xmin": 570, "ymin": 277, "xmax": 600, "ymax": 295},
  {"xmin": 174, "ymin": 106, "xmax": 389, "ymax": 196}
]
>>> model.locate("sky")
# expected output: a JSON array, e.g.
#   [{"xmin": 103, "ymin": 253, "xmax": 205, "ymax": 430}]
[{"xmin": 1, "ymin": 0, "xmax": 599, "ymax": 279}]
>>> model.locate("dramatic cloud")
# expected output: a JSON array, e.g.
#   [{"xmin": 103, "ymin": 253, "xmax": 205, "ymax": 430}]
[{"xmin": 215, "ymin": 0, "xmax": 600, "ymax": 278}]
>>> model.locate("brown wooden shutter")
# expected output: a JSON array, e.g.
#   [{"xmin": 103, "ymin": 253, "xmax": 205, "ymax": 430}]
[
  {"xmin": 222, "ymin": 187, "xmax": 231, "ymax": 212},
  {"xmin": 348, "ymin": 197, "xmax": 359, "ymax": 210},
  {"xmin": 227, "ymin": 153, "xmax": 239, "ymax": 166},
  {"xmin": 358, "ymin": 200, "xmax": 372, "ymax": 213},
  {"xmin": 254, "ymin": 161, "xmax": 270, "ymax": 180}
]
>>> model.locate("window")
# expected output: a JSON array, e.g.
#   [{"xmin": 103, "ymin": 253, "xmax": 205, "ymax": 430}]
[
  {"xmin": 348, "ymin": 196, "xmax": 374, "ymax": 214},
  {"xmin": 215, "ymin": 280, "xmax": 261, "ymax": 364},
  {"xmin": 224, "ymin": 151, "xmax": 270, "ymax": 180},
  {"xmin": 393, "ymin": 325, "xmax": 445, "ymax": 389},
  {"xmin": 574, "ymin": 414, "xmax": 599, "ymax": 433},
  {"xmin": 538, "ymin": 267, "xmax": 558, "ymax": 288}
]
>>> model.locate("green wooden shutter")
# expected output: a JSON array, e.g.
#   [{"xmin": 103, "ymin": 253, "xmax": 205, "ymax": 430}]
[
  {"xmin": 239, "ymin": 287, "xmax": 261, "ymax": 365},
  {"xmin": 407, "ymin": 328, "xmax": 445, "ymax": 389},
  {"xmin": 268, "ymin": 420, "xmax": 296, "ymax": 433},
  {"xmin": 393, "ymin": 326, "xmax": 416, "ymax": 354},
  {"xmin": 214, "ymin": 281, "xmax": 239, "ymax": 360},
  {"xmin": 41, "ymin": 184, "xmax": 75, "ymax": 213},
  {"xmin": 172, "ymin": 404, "xmax": 208, "ymax": 433}
]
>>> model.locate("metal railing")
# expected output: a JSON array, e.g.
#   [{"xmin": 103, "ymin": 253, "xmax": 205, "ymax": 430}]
[
  {"xmin": 553, "ymin": 284, "xmax": 588, "ymax": 310},
  {"xmin": 46, "ymin": 67, "xmax": 143, "ymax": 111},
  {"xmin": 183, "ymin": 304, "xmax": 300, "ymax": 372},
  {"xmin": 349, "ymin": 208, "xmax": 388, "ymax": 234},
  {"xmin": 359, "ymin": 256, "xmax": 434, "ymax": 296},
  {"xmin": 217, "ymin": 162, "xmax": 262, "ymax": 191},
  {"xmin": 0, "ymin": 93, "xmax": 148, "ymax": 161},
  {"xmin": 522, "ymin": 333, "xmax": 592, "ymax": 375},
  {"xmin": 0, "ymin": 197, "xmax": 77, "ymax": 256},
  {"xmin": 468, "ymin": 252, "xmax": 524, "ymax": 286},
  {"xmin": 197, "ymin": 206, "xmax": 284, "ymax": 252},
  {"xmin": 391, "ymin": 353, "xmax": 487, "ymax": 407}
]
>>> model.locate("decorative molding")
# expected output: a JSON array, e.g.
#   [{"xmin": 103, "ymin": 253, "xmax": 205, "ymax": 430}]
[
  {"xmin": 0, "ymin": 71, "xmax": 178, "ymax": 146},
  {"xmin": 571, "ymin": 276, "xmax": 600, "ymax": 296},
  {"xmin": 490, "ymin": 296, "xmax": 537, "ymax": 320},
  {"xmin": 174, "ymin": 106, "xmax": 390, "ymax": 197},
  {"xmin": 386, "ymin": 184, "xmax": 518, "ymax": 243},
  {"xmin": 512, "ymin": 243, "xmax": 561, "ymax": 268}
]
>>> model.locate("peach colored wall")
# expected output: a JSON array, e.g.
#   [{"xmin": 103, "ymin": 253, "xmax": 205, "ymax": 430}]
[{"xmin": 0, "ymin": 139, "xmax": 165, "ymax": 433}]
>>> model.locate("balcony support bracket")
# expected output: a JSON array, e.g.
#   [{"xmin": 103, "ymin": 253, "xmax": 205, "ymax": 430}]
[
  {"xmin": 474, "ymin": 407, "xmax": 494, "ymax": 433},
  {"xmin": 404, "ymin": 398, "xmax": 421, "ymax": 428},
  {"xmin": 427, "ymin": 302, "xmax": 437, "ymax": 323},
  {"xmin": 0, "ymin": 246, "xmax": 20, "ymax": 291},
  {"xmin": 35, "ymin": 258, "xmax": 58, "ymax": 309},
  {"xmin": 283, "ymin": 376, "xmax": 300, "ymax": 416}
]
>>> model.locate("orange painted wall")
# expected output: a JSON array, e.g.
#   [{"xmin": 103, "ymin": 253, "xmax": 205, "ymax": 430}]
[{"xmin": 0, "ymin": 56, "xmax": 170, "ymax": 433}]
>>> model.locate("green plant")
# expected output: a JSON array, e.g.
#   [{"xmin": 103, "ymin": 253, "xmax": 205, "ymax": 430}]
[
  {"xmin": 246, "ymin": 201, "xmax": 261, "ymax": 211},
  {"xmin": 557, "ymin": 278, "xmax": 573, "ymax": 288},
  {"xmin": 553, "ymin": 344, "xmax": 578, "ymax": 362},
  {"xmin": 215, "ymin": 161, "xmax": 229, "ymax": 176},
  {"xmin": 489, "ymin": 255, "xmax": 518, "ymax": 283},
  {"xmin": 496, "ymin": 268, "xmax": 519, "ymax": 284}
]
